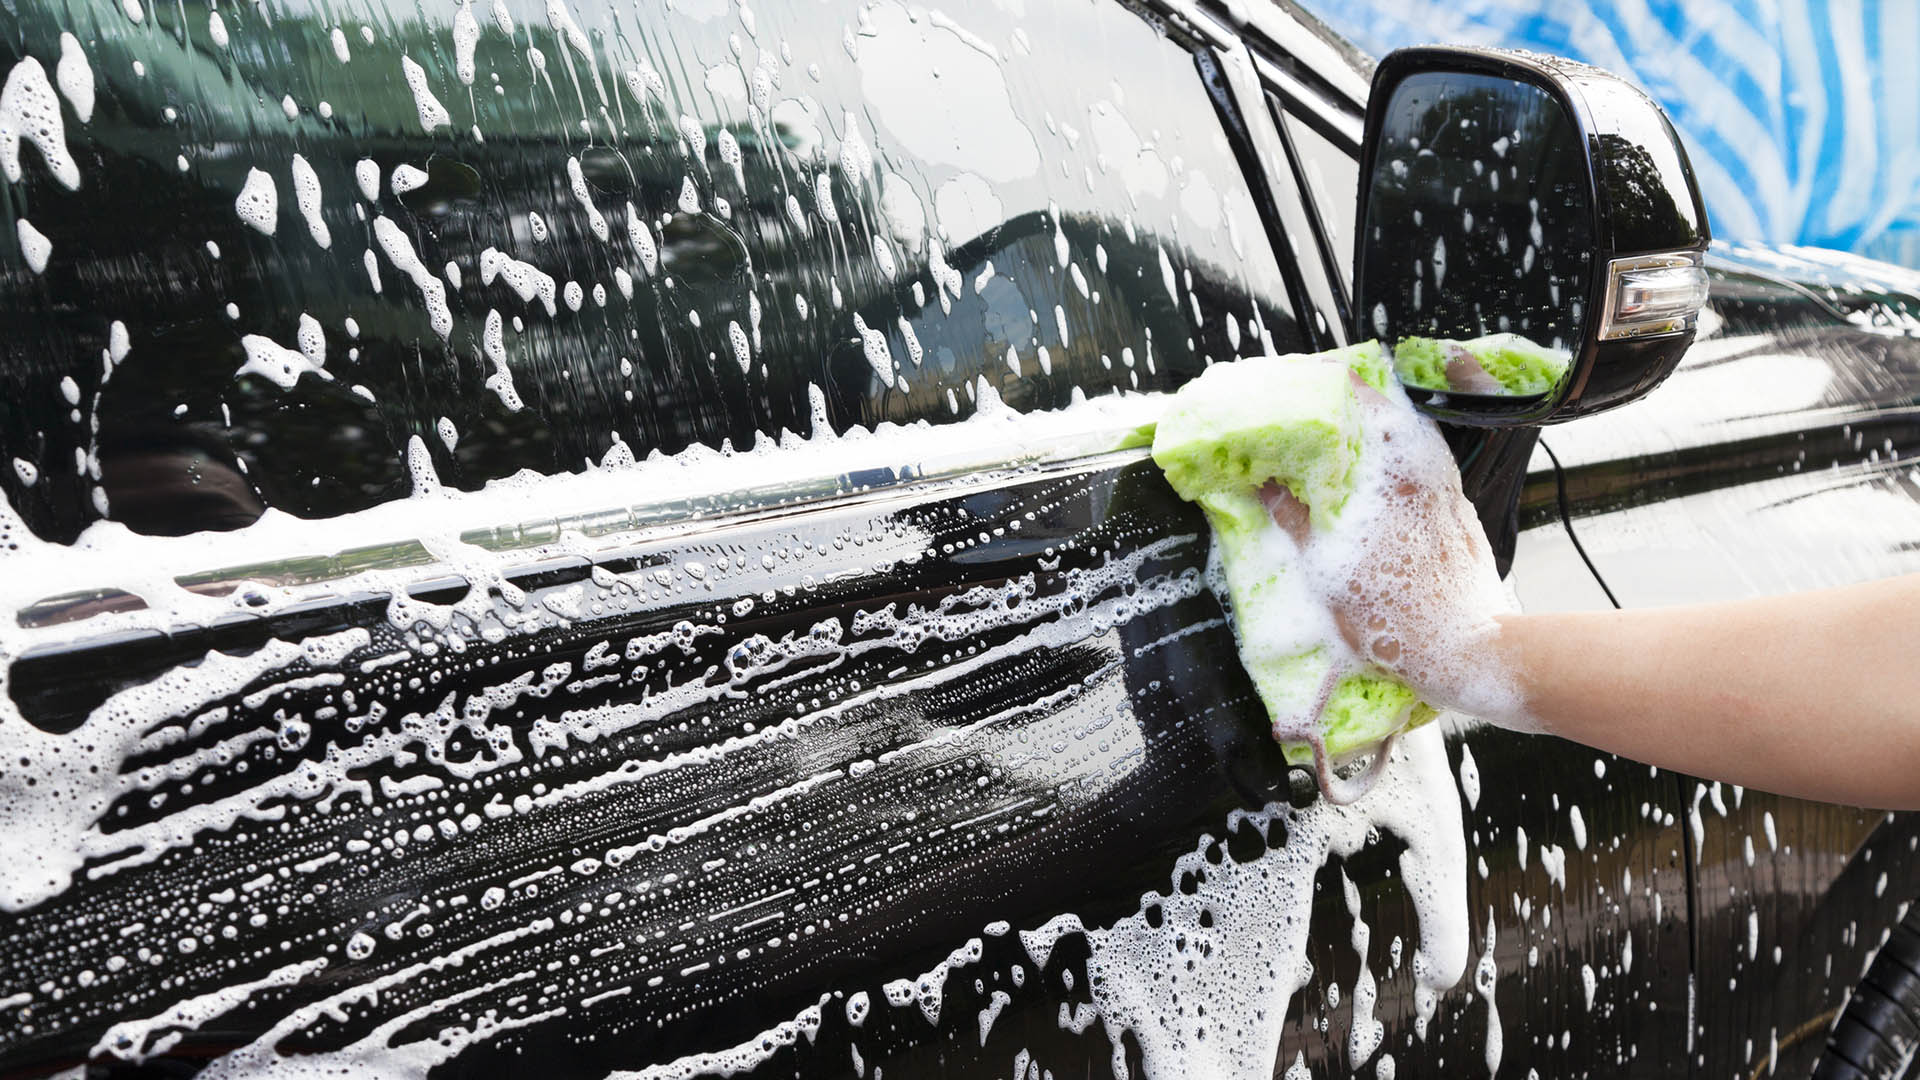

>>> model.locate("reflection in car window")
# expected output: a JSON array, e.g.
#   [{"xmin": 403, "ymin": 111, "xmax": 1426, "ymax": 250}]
[{"xmin": 0, "ymin": 0, "xmax": 1299, "ymax": 543}]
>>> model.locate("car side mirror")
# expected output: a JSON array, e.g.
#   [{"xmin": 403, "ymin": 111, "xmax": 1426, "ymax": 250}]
[{"xmin": 1354, "ymin": 46, "xmax": 1711, "ymax": 425}]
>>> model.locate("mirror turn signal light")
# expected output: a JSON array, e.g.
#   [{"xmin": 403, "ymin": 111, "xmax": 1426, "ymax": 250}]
[{"xmin": 1599, "ymin": 253, "xmax": 1710, "ymax": 340}]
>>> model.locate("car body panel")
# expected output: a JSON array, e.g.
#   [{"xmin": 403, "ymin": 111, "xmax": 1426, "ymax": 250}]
[
  {"xmin": 1, "ymin": 0, "xmax": 1917, "ymax": 1077},
  {"xmin": 1540, "ymin": 246, "xmax": 1920, "ymax": 1077}
]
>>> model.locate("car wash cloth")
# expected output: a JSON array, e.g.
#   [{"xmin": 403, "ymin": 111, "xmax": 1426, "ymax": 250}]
[{"xmin": 1150, "ymin": 341, "xmax": 1435, "ymax": 766}]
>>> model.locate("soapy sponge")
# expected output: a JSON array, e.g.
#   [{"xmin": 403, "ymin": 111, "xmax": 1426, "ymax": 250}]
[
  {"xmin": 1152, "ymin": 358, "xmax": 1360, "ymax": 533},
  {"xmin": 1151, "ymin": 342, "xmax": 1434, "ymax": 766},
  {"xmin": 1392, "ymin": 333, "xmax": 1569, "ymax": 395}
]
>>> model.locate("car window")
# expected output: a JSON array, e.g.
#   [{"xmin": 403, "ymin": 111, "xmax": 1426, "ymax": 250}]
[
  {"xmin": 0, "ymin": 0, "xmax": 1300, "ymax": 544},
  {"xmin": 1279, "ymin": 107, "xmax": 1359, "ymax": 291}
]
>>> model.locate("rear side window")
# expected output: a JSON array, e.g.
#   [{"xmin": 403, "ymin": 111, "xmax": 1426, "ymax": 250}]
[
  {"xmin": 1278, "ymin": 108, "xmax": 1360, "ymax": 290},
  {"xmin": 0, "ymin": 0, "xmax": 1299, "ymax": 543}
]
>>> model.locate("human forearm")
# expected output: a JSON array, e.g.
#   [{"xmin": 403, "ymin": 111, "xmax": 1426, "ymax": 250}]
[{"xmin": 1491, "ymin": 576, "xmax": 1920, "ymax": 810}]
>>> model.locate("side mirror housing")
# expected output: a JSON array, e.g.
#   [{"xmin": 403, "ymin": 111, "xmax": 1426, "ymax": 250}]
[{"xmin": 1354, "ymin": 46, "xmax": 1711, "ymax": 426}]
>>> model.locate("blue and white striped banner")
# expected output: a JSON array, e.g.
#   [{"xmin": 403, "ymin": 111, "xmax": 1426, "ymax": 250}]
[{"xmin": 1320, "ymin": 0, "xmax": 1920, "ymax": 268}]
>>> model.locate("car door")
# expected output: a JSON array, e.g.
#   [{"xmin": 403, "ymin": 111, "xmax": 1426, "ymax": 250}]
[
  {"xmin": 0, "ymin": 0, "xmax": 1324, "ymax": 1077},
  {"xmin": 1228, "ymin": 9, "xmax": 1699, "ymax": 1077}
]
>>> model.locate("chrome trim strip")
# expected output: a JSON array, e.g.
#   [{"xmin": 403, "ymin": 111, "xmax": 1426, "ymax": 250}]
[{"xmin": 1252, "ymin": 53, "xmax": 1365, "ymax": 149}]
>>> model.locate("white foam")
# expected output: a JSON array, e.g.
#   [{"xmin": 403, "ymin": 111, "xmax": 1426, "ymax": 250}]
[
  {"xmin": 566, "ymin": 157, "xmax": 610, "ymax": 241},
  {"xmin": 605, "ymin": 996, "xmax": 827, "ymax": 1080},
  {"xmin": 55, "ymin": 33, "xmax": 93, "ymax": 123},
  {"xmin": 0, "ymin": 379, "xmax": 1176, "ymax": 917},
  {"xmin": 1344, "ymin": 870, "xmax": 1385, "ymax": 1065},
  {"xmin": 94, "ymin": 959, "xmax": 328, "ymax": 1062},
  {"xmin": 1540, "ymin": 843, "xmax": 1566, "ymax": 890},
  {"xmin": 234, "ymin": 168, "xmax": 277, "ymax": 235},
  {"xmin": 198, "ymin": 918, "xmax": 562, "ymax": 1079},
  {"xmin": 716, "ymin": 129, "xmax": 744, "ymax": 192},
  {"xmin": 390, "ymin": 163, "xmax": 428, "ymax": 194},
  {"xmin": 482, "ymin": 309, "xmax": 523, "ymax": 410},
  {"xmin": 2, "ymin": 56, "xmax": 80, "ymax": 190},
  {"xmin": 354, "ymin": 158, "xmax": 380, "ymax": 202},
  {"xmin": 295, "ymin": 313, "xmax": 325, "ymax": 367},
  {"xmin": 480, "ymin": 246, "xmax": 558, "ymax": 315},
  {"xmin": 400, "ymin": 56, "xmax": 451, "ymax": 131},
  {"xmin": 1082, "ymin": 723, "xmax": 1466, "ymax": 1079},
  {"xmin": 728, "ymin": 320, "xmax": 751, "ymax": 373},
  {"xmin": 1475, "ymin": 909, "xmax": 1502, "ymax": 1074},
  {"xmin": 453, "ymin": 1, "xmax": 480, "ymax": 84},
  {"xmin": 1458, "ymin": 743, "xmax": 1481, "ymax": 810},
  {"xmin": 16, "ymin": 217, "xmax": 49, "ymax": 273},
  {"xmin": 373, "ymin": 217, "xmax": 453, "ymax": 338},
  {"xmin": 838, "ymin": 113, "xmax": 872, "ymax": 187},
  {"xmin": 626, "ymin": 203, "xmax": 657, "ymax": 275},
  {"xmin": 238, "ymin": 331, "xmax": 331, "ymax": 390},
  {"xmin": 852, "ymin": 313, "xmax": 893, "ymax": 383},
  {"xmin": 290, "ymin": 154, "xmax": 329, "ymax": 248}
]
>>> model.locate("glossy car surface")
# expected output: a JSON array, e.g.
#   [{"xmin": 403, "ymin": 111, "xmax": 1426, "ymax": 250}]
[{"xmin": 0, "ymin": 0, "xmax": 1915, "ymax": 1077}]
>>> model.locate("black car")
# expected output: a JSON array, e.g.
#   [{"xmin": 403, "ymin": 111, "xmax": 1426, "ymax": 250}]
[{"xmin": 1, "ymin": 0, "xmax": 1917, "ymax": 1077}]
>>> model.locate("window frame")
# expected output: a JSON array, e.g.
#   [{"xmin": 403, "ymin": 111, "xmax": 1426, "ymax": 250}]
[
  {"xmin": 1150, "ymin": 0, "xmax": 1348, "ymax": 350},
  {"xmin": 1250, "ymin": 43, "xmax": 1370, "ymax": 342}
]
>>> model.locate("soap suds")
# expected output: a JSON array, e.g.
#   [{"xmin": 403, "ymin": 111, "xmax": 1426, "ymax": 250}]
[
  {"xmin": 567, "ymin": 157, "xmax": 610, "ymax": 241},
  {"xmin": 55, "ymin": 34, "xmax": 93, "ymax": 123},
  {"xmin": 480, "ymin": 246, "xmax": 558, "ymax": 315},
  {"xmin": 234, "ymin": 168, "xmax": 278, "ymax": 235},
  {"xmin": 390, "ymin": 163, "xmax": 429, "ymax": 194},
  {"xmin": 453, "ymin": 1, "xmax": 480, "ymax": 84},
  {"xmin": 16, "ymin": 217, "xmax": 50, "ymax": 272},
  {"xmin": 355, "ymin": 158, "xmax": 380, "ymax": 202},
  {"xmin": 400, "ymin": 56, "xmax": 451, "ymax": 131},
  {"xmin": 373, "ymin": 217, "xmax": 453, "ymax": 338},
  {"xmin": 1084, "ymin": 723, "xmax": 1466, "ymax": 1079},
  {"xmin": 238, "ymin": 331, "xmax": 332, "ymax": 389},
  {"xmin": 0, "ymin": 10, "xmax": 1359, "ymax": 1074},
  {"xmin": 1475, "ymin": 909, "xmax": 1502, "ymax": 1075},
  {"xmin": 1, "ymin": 56, "xmax": 81, "ymax": 190},
  {"xmin": 1296, "ymin": 371, "xmax": 1524, "ymax": 728},
  {"xmin": 290, "ymin": 154, "xmax": 329, "ymax": 248}
]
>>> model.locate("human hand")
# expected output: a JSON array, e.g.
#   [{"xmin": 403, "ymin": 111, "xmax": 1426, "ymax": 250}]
[{"xmin": 1261, "ymin": 373, "xmax": 1525, "ymax": 728}]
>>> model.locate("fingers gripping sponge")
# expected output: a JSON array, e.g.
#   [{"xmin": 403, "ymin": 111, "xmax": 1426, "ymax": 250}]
[{"xmin": 1151, "ymin": 343, "xmax": 1434, "ymax": 768}]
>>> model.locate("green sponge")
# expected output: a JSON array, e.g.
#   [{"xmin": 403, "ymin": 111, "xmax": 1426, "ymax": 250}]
[
  {"xmin": 1391, "ymin": 333, "xmax": 1569, "ymax": 395},
  {"xmin": 1153, "ymin": 354, "xmax": 1360, "ymax": 532},
  {"xmin": 1464, "ymin": 333, "xmax": 1568, "ymax": 394},
  {"xmin": 1150, "ymin": 343, "xmax": 1434, "ymax": 766},
  {"xmin": 1389, "ymin": 336, "xmax": 1454, "ymax": 393}
]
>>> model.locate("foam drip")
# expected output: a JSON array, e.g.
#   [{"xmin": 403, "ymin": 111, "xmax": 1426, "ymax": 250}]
[{"xmin": 1082, "ymin": 722, "xmax": 1467, "ymax": 1079}]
